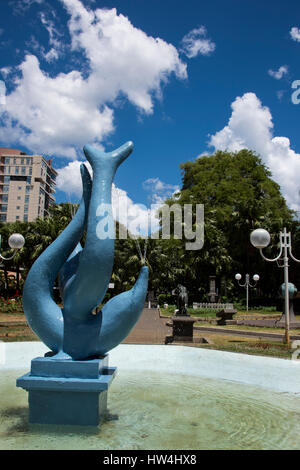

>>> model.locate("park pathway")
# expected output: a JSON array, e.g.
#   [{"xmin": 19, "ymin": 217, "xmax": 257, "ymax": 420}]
[{"xmin": 122, "ymin": 308, "xmax": 171, "ymax": 344}]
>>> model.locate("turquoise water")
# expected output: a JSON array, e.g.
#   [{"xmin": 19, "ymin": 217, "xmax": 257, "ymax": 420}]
[{"xmin": 1, "ymin": 368, "xmax": 300, "ymax": 450}]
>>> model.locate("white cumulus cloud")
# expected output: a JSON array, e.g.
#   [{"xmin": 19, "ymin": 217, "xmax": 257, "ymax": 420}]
[
  {"xmin": 208, "ymin": 92, "xmax": 300, "ymax": 212},
  {"xmin": 180, "ymin": 26, "xmax": 216, "ymax": 58},
  {"xmin": 268, "ymin": 65, "xmax": 288, "ymax": 80},
  {"xmin": 39, "ymin": 12, "xmax": 63, "ymax": 62},
  {"xmin": 142, "ymin": 177, "xmax": 180, "ymax": 204},
  {"xmin": 56, "ymin": 161, "xmax": 160, "ymax": 235},
  {"xmin": 0, "ymin": 0, "xmax": 187, "ymax": 158},
  {"xmin": 0, "ymin": 54, "xmax": 115, "ymax": 159},
  {"xmin": 290, "ymin": 26, "xmax": 300, "ymax": 42}
]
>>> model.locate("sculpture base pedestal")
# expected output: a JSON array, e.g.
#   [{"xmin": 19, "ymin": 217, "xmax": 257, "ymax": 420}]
[
  {"xmin": 216, "ymin": 308, "xmax": 237, "ymax": 325},
  {"xmin": 171, "ymin": 316, "xmax": 196, "ymax": 342},
  {"xmin": 277, "ymin": 311, "xmax": 300, "ymax": 329},
  {"xmin": 16, "ymin": 354, "xmax": 116, "ymax": 426}
]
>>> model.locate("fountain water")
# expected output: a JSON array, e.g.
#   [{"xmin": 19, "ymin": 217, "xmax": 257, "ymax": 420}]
[{"xmin": 2, "ymin": 342, "xmax": 300, "ymax": 449}]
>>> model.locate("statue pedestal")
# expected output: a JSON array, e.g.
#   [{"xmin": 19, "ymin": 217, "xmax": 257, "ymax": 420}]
[
  {"xmin": 216, "ymin": 308, "xmax": 237, "ymax": 325},
  {"xmin": 16, "ymin": 355, "xmax": 116, "ymax": 426},
  {"xmin": 276, "ymin": 315, "xmax": 300, "ymax": 328},
  {"xmin": 171, "ymin": 316, "xmax": 196, "ymax": 342}
]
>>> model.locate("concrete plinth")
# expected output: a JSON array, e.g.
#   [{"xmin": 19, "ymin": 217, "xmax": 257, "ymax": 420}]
[
  {"xmin": 171, "ymin": 316, "xmax": 196, "ymax": 342},
  {"xmin": 216, "ymin": 308, "xmax": 237, "ymax": 325},
  {"xmin": 16, "ymin": 354, "xmax": 116, "ymax": 426}
]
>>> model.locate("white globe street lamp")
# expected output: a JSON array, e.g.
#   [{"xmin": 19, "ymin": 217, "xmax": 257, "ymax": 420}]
[
  {"xmin": 235, "ymin": 273, "xmax": 260, "ymax": 311},
  {"xmin": 0, "ymin": 233, "xmax": 25, "ymax": 260},
  {"xmin": 250, "ymin": 228, "xmax": 271, "ymax": 249},
  {"xmin": 0, "ymin": 232, "xmax": 25, "ymax": 298},
  {"xmin": 250, "ymin": 227, "xmax": 300, "ymax": 345}
]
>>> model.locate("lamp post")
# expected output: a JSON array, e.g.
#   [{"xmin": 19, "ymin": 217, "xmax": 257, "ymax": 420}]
[
  {"xmin": 0, "ymin": 233, "xmax": 25, "ymax": 297},
  {"xmin": 250, "ymin": 227, "xmax": 300, "ymax": 346},
  {"xmin": 235, "ymin": 273, "xmax": 259, "ymax": 312},
  {"xmin": 0, "ymin": 233, "xmax": 25, "ymax": 260}
]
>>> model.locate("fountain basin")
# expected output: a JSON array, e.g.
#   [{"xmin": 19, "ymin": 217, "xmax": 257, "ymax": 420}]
[{"xmin": 1, "ymin": 342, "xmax": 300, "ymax": 450}]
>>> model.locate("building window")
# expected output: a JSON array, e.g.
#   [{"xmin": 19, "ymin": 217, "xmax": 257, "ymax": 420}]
[
  {"xmin": 18, "ymin": 186, "xmax": 22, "ymax": 190},
  {"xmin": 0, "ymin": 205, "xmax": 7, "ymax": 212},
  {"xmin": 24, "ymin": 205, "xmax": 28, "ymax": 213},
  {"xmin": 2, "ymin": 195, "xmax": 8, "ymax": 202},
  {"xmin": 27, "ymin": 176, "xmax": 31, "ymax": 184},
  {"xmin": 16, "ymin": 206, "xmax": 20, "ymax": 210},
  {"xmin": 26, "ymin": 186, "xmax": 30, "ymax": 193},
  {"xmin": 4, "ymin": 157, "xmax": 10, "ymax": 164},
  {"xmin": 16, "ymin": 216, "xmax": 20, "ymax": 220},
  {"xmin": 24, "ymin": 215, "xmax": 28, "ymax": 222},
  {"xmin": 3, "ymin": 186, "xmax": 9, "ymax": 193},
  {"xmin": 15, "ymin": 166, "xmax": 19, "ymax": 174},
  {"xmin": 21, "ymin": 158, "xmax": 25, "ymax": 165},
  {"xmin": 0, "ymin": 214, "xmax": 7, "ymax": 222},
  {"xmin": 21, "ymin": 167, "xmax": 26, "ymax": 175},
  {"xmin": 13, "ymin": 157, "xmax": 17, "ymax": 165},
  {"xmin": 29, "ymin": 167, "xmax": 32, "ymax": 175},
  {"xmin": 26, "ymin": 158, "xmax": 30, "ymax": 165},
  {"xmin": 25, "ymin": 195, "xmax": 29, "ymax": 203},
  {"xmin": 4, "ymin": 176, "xmax": 10, "ymax": 183},
  {"xmin": 17, "ymin": 196, "xmax": 21, "ymax": 200}
]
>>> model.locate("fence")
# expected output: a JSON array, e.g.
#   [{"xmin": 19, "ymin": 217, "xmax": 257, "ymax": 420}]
[{"xmin": 192, "ymin": 302, "xmax": 234, "ymax": 310}]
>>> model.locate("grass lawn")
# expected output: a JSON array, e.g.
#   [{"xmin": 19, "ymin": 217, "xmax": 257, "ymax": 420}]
[
  {"xmin": 0, "ymin": 309, "xmax": 37, "ymax": 341},
  {"xmin": 0, "ymin": 324, "xmax": 38, "ymax": 342},
  {"xmin": 160, "ymin": 306, "xmax": 218, "ymax": 318},
  {"xmin": 192, "ymin": 332, "xmax": 294, "ymax": 359},
  {"xmin": 194, "ymin": 322, "xmax": 300, "ymax": 336},
  {"xmin": 160, "ymin": 305, "xmax": 283, "ymax": 317}
]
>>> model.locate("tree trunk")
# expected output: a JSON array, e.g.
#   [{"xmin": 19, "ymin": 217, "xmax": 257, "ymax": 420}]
[{"xmin": 4, "ymin": 265, "xmax": 9, "ymax": 299}]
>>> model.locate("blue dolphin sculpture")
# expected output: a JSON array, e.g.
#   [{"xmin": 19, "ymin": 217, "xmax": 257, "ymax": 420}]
[{"xmin": 22, "ymin": 142, "xmax": 148, "ymax": 360}]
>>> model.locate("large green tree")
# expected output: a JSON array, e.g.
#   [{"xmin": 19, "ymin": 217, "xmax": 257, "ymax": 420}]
[{"xmin": 163, "ymin": 149, "xmax": 299, "ymax": 302}]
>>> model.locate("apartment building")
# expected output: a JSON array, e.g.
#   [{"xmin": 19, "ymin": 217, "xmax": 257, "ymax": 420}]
[{"xmin": 0, "ymin": 148, "xmax": 57, "ymax": 223}]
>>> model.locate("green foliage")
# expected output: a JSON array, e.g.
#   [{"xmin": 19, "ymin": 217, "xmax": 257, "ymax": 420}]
[
  {"xmin": 234, "ymin": 304, "xmax": 278, "ymax": 313},
  {"xmin": 157, "ymin": 293, "xmax": 175, "ymax": 305},
  {"xmin": 0, "ymin": 203, "xmax": 76, "ymax": 297}
]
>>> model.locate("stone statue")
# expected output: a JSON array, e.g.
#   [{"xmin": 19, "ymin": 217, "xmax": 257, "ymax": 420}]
[
  {"xmin": 277, "ymin": 282, "xmax": 300, "ymax": 326},
  {"xmin": 174, "ymin": 284, "xmax": 188, "ymax": 316},
  {"xmin": 17, "ymin": 142, "xmax": 149, "ymax": 425}
]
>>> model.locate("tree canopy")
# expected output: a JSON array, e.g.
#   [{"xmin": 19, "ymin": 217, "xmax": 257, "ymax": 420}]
[{"xmin": 162, "ymin": 149, "xmax": 299, "ymax": 302}]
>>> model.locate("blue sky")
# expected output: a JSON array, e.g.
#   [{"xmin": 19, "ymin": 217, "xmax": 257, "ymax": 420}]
[{"xmin": 1, "ymin": 0, "xmax": 300, "ymax": 222}]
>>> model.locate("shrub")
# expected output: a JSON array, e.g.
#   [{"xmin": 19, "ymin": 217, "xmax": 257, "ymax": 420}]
[
  {"xmin": 0, "ymin": 295, "xmax": 23, "ymax": 313},
  {"xmin": 158, "ymin": 293, "xmax": 176, "ymax": 306}
]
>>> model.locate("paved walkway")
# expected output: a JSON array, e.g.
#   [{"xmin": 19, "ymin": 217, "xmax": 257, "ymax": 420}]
[{"xmin": 123, "ymin": 308, "xmax": 172, "ymax": 344}]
